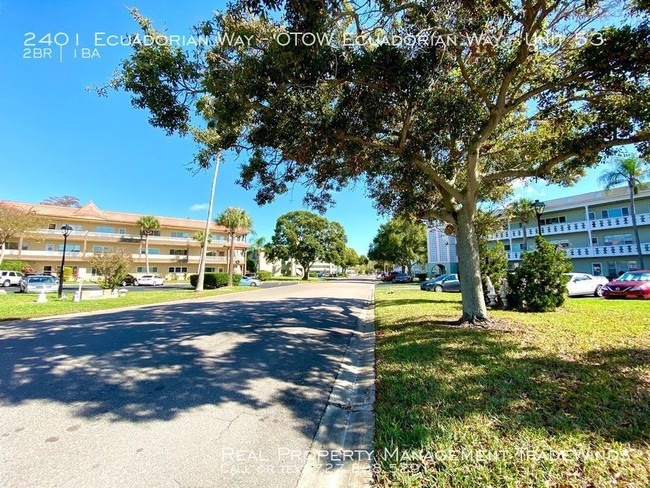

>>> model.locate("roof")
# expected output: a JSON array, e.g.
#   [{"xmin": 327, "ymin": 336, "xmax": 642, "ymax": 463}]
[{"xmin": 0, "ymin": 200, "xmax": 247, "ymax": 233}]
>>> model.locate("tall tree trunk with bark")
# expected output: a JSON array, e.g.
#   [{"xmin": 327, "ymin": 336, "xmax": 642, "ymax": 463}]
[
  {"xmin": 0, "ymin": 242, "xmax": 5, "ymax": 266},
  {"xmin": 629, "ymin": 184, "xmax": 645, "ymax": 269},
  {"xmin": 455, "ymin": 208, "xmax": 489, "ymax": 323},
  {"xmin": 227, "ymin": 232, "xmax": 236, "ymax": 286}
]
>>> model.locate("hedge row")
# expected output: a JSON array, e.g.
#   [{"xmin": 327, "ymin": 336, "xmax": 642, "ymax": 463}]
[
  {"xmin": 189, "ymin": 272, "xmax": 242, "ymax": 289},
  {"xmin": 256, "ymin": 270, "xmax": 272, "ymax": 281}
]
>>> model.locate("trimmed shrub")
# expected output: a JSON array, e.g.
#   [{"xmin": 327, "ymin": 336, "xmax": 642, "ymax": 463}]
[
  {"xmin": 63, "ymin": 266, "xmax": 73, "ymax": 282},
  {"xmin": 308, "ymin": 271, "xmax": 318, "ymax": 278},
  {"xmin": 507, "ymin": 236, "xmax": 572, "ymax": 312},
  {"xmin": 190, "ymin": 272, "xmax": 242, "ymax": 289},
  {"xmin": 2, "ymin": 260, "xmax": 30, "ymax": 272},
  {"xmin": 257, "ymin": 270, "xmax": 272, "ymax": 281}
]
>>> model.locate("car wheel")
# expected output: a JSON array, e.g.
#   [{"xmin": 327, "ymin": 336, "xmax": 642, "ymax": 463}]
[
  {"xmin": 251, "ymin": 282, "xmax": 258, "ymax": 287},
  {"xmin": 133, "ymin": 280, "xmax": 139, "ymax": 286},
  {"xmin": 434, "ymin": 285, "xmax": 443, "ymax": 292},
  {"xmin": 120, "ymin": 280, "xmax": 127, "ymax": 286},
  {"xmin": 594, "ymin": 285, "xmax": 603, "ymax": 297},
  {"xmin": 2, "ymin": 280, "xmax": 10, "ymax": 287}
]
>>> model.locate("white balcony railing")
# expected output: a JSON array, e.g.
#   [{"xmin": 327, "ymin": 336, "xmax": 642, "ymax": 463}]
[
  {"xmin": 506, "ymin": 242, "xmax": 650, "ymax": 261},
  {"xmin": 2, "ymin": 249, "xmax": 230, "ymax": 263},
  {"xmin": 32, "ymin": 229, "xmax": 248, "ymax": 247},
  {"xmin": 490, "ymin": 212, "xmax": 650, "ymax": 241}
]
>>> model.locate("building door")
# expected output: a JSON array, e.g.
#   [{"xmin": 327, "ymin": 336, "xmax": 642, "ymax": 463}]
[{"xmin": 591, "ymin": 263, "xmax": 602, "ymax": 276}]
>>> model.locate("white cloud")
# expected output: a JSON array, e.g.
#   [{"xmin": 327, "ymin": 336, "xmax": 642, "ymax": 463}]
[{"xmin": 189, "ymin": 203, "xmax": 209, "ymax": 211}]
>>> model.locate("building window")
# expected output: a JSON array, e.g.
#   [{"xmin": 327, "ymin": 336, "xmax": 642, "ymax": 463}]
[
  {"xmin": 601, "ymin": 207, "xmax": 629, "ymax": 219},
  {"xmin": 96, "ymin": 226, "xmax": 115, "ymax": 234},
  {"xmin": 205, "ymin": 267, "xmax": 215, "ymax": 272},
  {"xmin": 71, "ymin": 225, "xmax": 83, "ymax": 231},
  {"xmin": 43, "ymin": 265, "xmax": 52, "ymax": 274},
  {"xmin": 22, "ymin": 242, "xmax": 28, "ymax": 250},
  {"xmin": 503, "ymin": 244, "xmax": 511, "ymax": 251},
  {"xmin": 171, "ymin": 231, "xmax": 190, "ymax": 238},
  {"xmin": 48, "ymin": 223, "xmax": 56, "ymax": 230},
  {"xmin": 218, "ymin": 267, "xmax": 224, "ymax": 272},
  {"xmin": 59, "ymin": 244, "xmax": 81, "ymax": 252},
  {"xmin": 140, "ymin": 248, "xmax": 159, "ymax": 255},
  {"xmin": 93, "ymin": 246, "xmax": 112, "ymax": 253},
  {"xmin": 206, "ymin": 251, "xmax": 217, "ymax": 257},
  {"xmin": 168, "ymin": 267, "xmax": 188, "ymax": 273},
  {"xmin": 169, "ymin": 249, "xmax": 188, "ymax": 255},
  {"xmin": 603, "ymin": 234, "xmax": 633, "ymax": 246},
  {"xmin": 591, "ymin": 236, "xmax": 598, "ymax": 245},
  {"xmin": 588, "ymin": 212, "xmax": 595, "ymax": 220},
  {"xmin": 5, "ymin": 242, "xmax": 18, "ymax": 250},
  {"xmin": 591, "ymin": 263, "xmax": 602, "ymax": 276},
  {"xmin": 136, "ymin": 266, "xmax": 158, "ymax": 273},
  {"xmin": 540, "ymin": 216, "xmax": 567, "ymax": 225},
  {"xmin": 45, "ymin": 244, "xmax": 54, "ymax": 252},
  {"xmin": 550, "ymin": 240, "xmax": 570, "ymax": 248},
  {"xmin": 118, "ymin": 228, "xmax": 126, "ymax": 234}
]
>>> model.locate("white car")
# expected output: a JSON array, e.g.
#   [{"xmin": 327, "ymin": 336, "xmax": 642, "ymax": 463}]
[
  {"xmin": 239, "ymin": 277, "xmax": 261, "ymax": 287},
  {"xmin": 564, "ymin": 273, "xmax": 609, "ymax": 297},
  {"xmin": 21, "ymin": 275, "xmax": 59, "ymax": 293},
  {"xmin": 0, "ymin": 270, "xmax": 25, "ymax": 287},
  {"xmin": 136, "ymin": 274, "xmax": 165, "ymax": 286}
]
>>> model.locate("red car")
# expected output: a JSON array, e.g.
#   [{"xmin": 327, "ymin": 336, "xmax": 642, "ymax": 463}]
[
  {"xmin": 381, "ymin": 271, "xmax": 399, "ymax": 282},
  {"xmin": 602, "ymin": 270, "xmax": 650, "ymax": 299}
]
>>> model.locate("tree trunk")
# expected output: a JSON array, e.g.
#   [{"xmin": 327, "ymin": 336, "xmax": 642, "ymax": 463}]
[
  {"xmin": 522, "ymin": 221, "xmax": 528, "ymax": 251},
  {"xmin": 145, "ymin": 235, "xmax": 150, "ymax": 273},
  {"xmin": 0, "ymin": 242, "xmax": 5, "ymax": 266},
  {"xmin": 228, "ymin": 232, "xmax": 236, "ymax": 286},
  {"xmin": 301, "ymin": 263, "xmax": 310, "ymax": 280},
  {"xmin": 629, "ymin": 184, "xmax": 645, "ymax": 269},
  {"xmin": 455, "ymin": 208, "xmax": 489, "ymax": 324}
]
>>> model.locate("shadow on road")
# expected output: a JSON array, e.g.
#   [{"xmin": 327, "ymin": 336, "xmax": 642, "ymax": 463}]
[{"xmin": 0, "ymin": 294, "xmax": 368, "ymax": 443}]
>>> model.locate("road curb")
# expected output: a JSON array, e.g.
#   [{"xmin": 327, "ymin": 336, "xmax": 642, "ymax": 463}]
[{"xmin": 297, "ymin": 285, "xmax": 375, "ymax": 488}]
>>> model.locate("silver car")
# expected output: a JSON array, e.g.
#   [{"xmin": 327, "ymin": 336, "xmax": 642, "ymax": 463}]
[{"xmin": 21, "ymin": 275, "xmax": 59, "ymax": 293}]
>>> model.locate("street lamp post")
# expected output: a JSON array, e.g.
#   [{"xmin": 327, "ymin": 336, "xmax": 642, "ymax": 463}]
[
  {"xmin": 58, "ymin": 224, "xmax": 73, "ymax": 298},
  {"xmin": 533, "ymin": 200, "xmax": 546, "ymax": 237}
]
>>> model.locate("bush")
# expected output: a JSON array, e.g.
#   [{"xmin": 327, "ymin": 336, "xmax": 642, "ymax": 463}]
[
  {"xmin": 507, "ymin": 237, "xmax": 572, "ymax": 312},
  {"xmin": 63, "ymin": 266, "xmax": 73, "ymax": 282},
  {"xmin": 1, "ymin": 260, "xmax": 30, "ymax": 272},
  {"xmin": 309, "ymin": 271, "xmax": 318, "ymax": 277},
  {"xmin": 257, "ymin": 270, "xmax": 272, "ymax": 281},
  {"xmin": 190, "ymin": 272, "xmax": 242, "ymax": 289}
]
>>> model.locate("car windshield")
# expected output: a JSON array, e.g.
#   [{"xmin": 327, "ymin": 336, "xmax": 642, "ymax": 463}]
[
  {"xmin": 618, "ymin": 272, "xmax": 650, "ymax": 282},
  {"xmin": 29, "ymin": 277, "xmax": 54, "ymax": 283}
]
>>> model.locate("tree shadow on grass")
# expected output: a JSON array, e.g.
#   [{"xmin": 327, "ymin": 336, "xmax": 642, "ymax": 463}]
[
  {"xmin": 0, "ymin": 294, "xmax": 369, "ymax": 444},
  {"xmin": 375, "ymin": 317, "xmax": 650, "ymax": 449}
]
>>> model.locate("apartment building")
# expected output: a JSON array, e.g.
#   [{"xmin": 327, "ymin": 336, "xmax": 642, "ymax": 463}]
[
  {"xmin": 425, "ymin": 224, "xmax": 458, "ymax": 277},
  {"xmin": 489, "ymin": 185, "xmax": 650, "ymax": 279},
  {"xmin": 0, "ymin": 200, "xmax": 251, "ymax": 279}
]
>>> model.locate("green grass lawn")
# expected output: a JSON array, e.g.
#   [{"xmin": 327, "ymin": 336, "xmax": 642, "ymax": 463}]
[
  {"xmin": 0, "ymin": 287, "xmax": 254, "ymax": 321},
  {"xmin": 374, "ymin": 284, "xmax": 650, "ymax": 487}
]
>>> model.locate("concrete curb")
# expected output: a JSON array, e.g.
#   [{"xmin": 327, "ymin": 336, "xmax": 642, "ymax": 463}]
[{"xmin": 297, "ymin": 285, "xmax": 375, "ymax": 488}]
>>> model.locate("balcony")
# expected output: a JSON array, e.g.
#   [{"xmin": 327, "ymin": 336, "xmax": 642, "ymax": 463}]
[
  {"xmin": 2, "ymin": 249, "xmax": 229, "ymax": 263},
  {"xmin": 506, "ymin": 242, "xmax": 650, "ymax": 261},
  {"xmin": 490, "ymin": 212, "xmax": 650, "ymax": 241}
]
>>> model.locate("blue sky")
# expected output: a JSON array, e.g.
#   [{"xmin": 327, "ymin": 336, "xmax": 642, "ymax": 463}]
[{"xmin": 0, "ymin": 1, "xmax": 623, "ymax": 254}]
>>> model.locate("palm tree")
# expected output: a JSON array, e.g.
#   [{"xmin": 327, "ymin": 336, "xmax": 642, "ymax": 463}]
[
  {"xmin": 248, "ymin": 235, "xmax": 267, "ymax": 272},
  {"xmin": 507, "ymin": 198, "xmax": 536, "ymax": 251},
  {"xmin": 136, "ymin": 216, "xmax": 160, "ymax": 273},
  {"xmin": 599, "ymin": 156, "xmax": 649, "ymax": 269},
  {"xmin": 216, "ymin": 208, "xmax": 253, "ymax": 286},
  {"xmin": 192, "ymin": 230, "xmax": 213, "ymax": 275}
]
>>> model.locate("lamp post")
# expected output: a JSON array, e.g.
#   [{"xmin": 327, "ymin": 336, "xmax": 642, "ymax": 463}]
[
  {"xmin": 58, "ymin": 224, "xmax": 73, "ymax": 298},
  {"xmin": 533, "ymin": 199, "xmax": 546, "ymax": 237}
]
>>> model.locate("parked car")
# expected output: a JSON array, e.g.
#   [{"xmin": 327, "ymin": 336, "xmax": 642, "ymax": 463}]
[
  {"xmin": 119, "ymin": 274, "xmax": 138, "ymax": 286},
  {"xmin": 239, "ymin": 277, "xmax": 262, "ymax": 287},
  {"xmin": 603, "ymin": 270, "xmax": 650, "ymax": 299},
  {"xmin": 430, "ymin": 274, "xmax": 461, "ymax": 292},
  {"xmin": 381, "ymin": 271, "xmax": 399, "ymax": 282},
  {"xmin": 421, "ymin": 274, "xmax": 454, "ymax": 291},
  {"xmin": 0, "ymin": 270, "xmax": 25, "ymax": 287},
  {"xmin": 21, "ymin": 275, "xmax": 59, "ymax": 294},
  {"xmin": 564, "ymin": 273, "xmax": 609, "ymax": 297},
  {"xmin": 136, "ymin": 274, "xmax": 165, "ymax": 286},
  {"xmin": 393, "ymin": 273, "xmax": 413, "ymax": 283},
  {"xmin": 243, "ymin": 273, "xmax": 258, "ymax": 279}
]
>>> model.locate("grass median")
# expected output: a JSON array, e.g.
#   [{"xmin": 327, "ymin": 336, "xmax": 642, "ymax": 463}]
[
  {"xmin": 0, "ymin": 287, "xmax": 255, "ymax": 321},
  {"xmin": 374, "ymin": 284, "xmax": 650, "ymax": 487}
]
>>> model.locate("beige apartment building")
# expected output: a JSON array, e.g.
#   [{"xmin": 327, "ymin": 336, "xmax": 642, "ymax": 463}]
[{"xmin": 1, "ymin": 201, "xmax": 250, "ymax": 279}]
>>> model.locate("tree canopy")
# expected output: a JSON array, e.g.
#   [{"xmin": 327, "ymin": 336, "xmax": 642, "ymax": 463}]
[
  {"xmin": 0, "ymin": 203, "xmax": 44, "ymax": 266},
  {"xmin": 368, "ymin": 218, "xmax": 427, "ymax": 273},
  {"xmin": 113, "ymin": 0, "xmax": 650, "ymax": 322},
  {"xmin": 216, "ymin": 207, "xmax": 253, "ymax": 286},
  {"xmin": 266, "ymin": 210, "xmax": 347, "ymax": 280},
  {"xmin": 41, "ymin": 196, "xmax": 81, "ymax": 208}
]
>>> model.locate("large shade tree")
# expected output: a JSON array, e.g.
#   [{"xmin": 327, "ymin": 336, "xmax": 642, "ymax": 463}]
[
  {"xmin": 113, "ymin": 1, "xmax": 650, "ymax": 323},
  {"xmin": 598, "ymin": 155, "xmax": 650, "ymax": 269},
  {"xmin": 266, "ymin": 211, "xmax": 347, "ymax": 280},
  {"xmin": 137, "ymin": 215, "xmax": 160, "ymax": 274},
  {"xmin": 216, "ymin": 207, "xmax": 253, "ymax": 286},
  {"xmin": 368, "ymin": 218, "xmax": 427, "ymax": 273},
  {"xmin": 0, "ymin": 203, "xmax": 43, "ymax": 266}
]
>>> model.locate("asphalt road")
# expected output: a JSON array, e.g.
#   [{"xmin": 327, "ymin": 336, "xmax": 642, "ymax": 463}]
[{"xmin": 0, "ymin": 280, "xmax": 374, "ymax": 488}]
